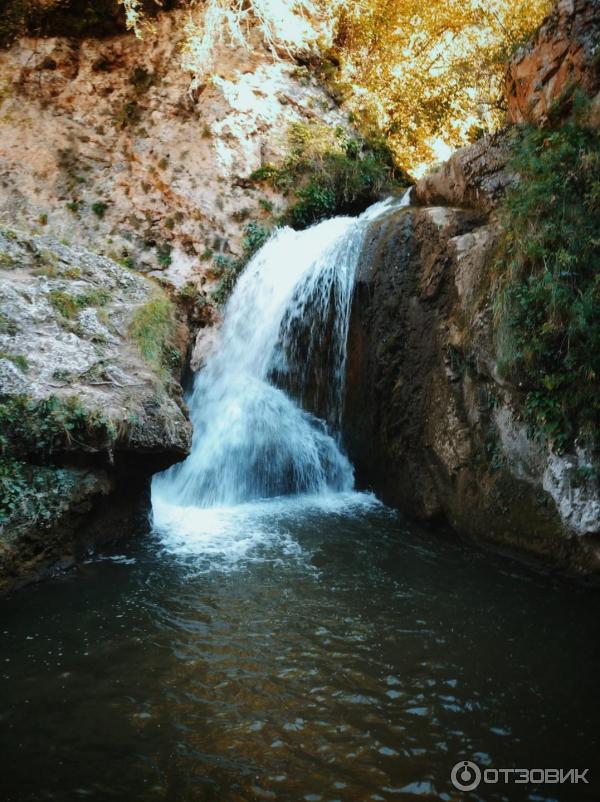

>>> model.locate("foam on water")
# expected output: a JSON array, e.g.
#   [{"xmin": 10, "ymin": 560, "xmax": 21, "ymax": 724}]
[
  {"xmin": 152, "ymin": 197, "xmax": 407, "ymax": 561},
  {"xmin": 153, "ymin": 491, "xmax": 383, "ymax": 569}
]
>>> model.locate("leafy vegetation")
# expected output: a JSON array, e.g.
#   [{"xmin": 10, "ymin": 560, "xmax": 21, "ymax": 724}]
[
  {"xmin": 0, "ymin": 459, "xmax": 76, "ymax": 527},
  {"xmin": 156, "ymin": 243, "xmax": 173, "ymax": 268},
  {"xmin": 0, "ymin": 394, "xmax": 115, "ymax": 460},
  {"xmin": 250, "ymin": 123, "xmax": 403, "ymax": 229},
  {"xmin": 128, "ymin": 294, "xmax": 179, "ymax": 378},
  {"xmin": 113, "ymin": 0, "xmax": 549, "ymax": 171},
  {"xmin": 91, "ymin": 201, "xmax": 109, "ymax": 218},
  {"xmin": 495, "ymin": 97, "xmax": 600, "ymax": 454},
  {"xmin": 326, "ymin": 0, "xmax": 550, "ymax": 166},
  {"xmin": 211, "ymin": 221, "xmax": 271, "ymax": 306},
  {"xmin": 0, "ymin": 394, "xmax": 115, "ymax": 525}
]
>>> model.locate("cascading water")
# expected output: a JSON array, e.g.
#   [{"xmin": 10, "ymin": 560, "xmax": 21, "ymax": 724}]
[{"xmin": 151, "ymin": 196, "xmax": 409, "ymax": 550}]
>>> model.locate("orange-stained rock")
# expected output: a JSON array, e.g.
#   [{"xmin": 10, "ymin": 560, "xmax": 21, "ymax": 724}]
[{"xmin": 506, "ymin": 0, "xmax": 600, "ymax": 126}]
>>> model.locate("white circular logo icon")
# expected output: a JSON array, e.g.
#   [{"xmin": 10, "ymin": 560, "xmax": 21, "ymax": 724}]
[{"xmin": 451, "ymin": 760, "xmax": 482, "ymax": 791}]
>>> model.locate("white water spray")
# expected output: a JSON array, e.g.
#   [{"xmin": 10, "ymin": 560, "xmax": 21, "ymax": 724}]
[{"xmin": 152, "ymin": 197, "xmax": 407, "ymax": 543}]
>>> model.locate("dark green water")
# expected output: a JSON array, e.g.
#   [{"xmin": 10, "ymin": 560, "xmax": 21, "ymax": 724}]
[{"xmin": 1, "ymin": 495, "xmax": 599, "ymax": 802}]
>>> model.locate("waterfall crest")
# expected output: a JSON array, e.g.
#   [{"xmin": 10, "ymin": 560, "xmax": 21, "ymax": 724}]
[{"xmin": 152, "ymin": 197, "xmax": 406, "ymax": 520}]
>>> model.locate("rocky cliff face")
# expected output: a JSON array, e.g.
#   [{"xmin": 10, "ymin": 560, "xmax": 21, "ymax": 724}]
[
  {"xmin": 0, "ymin": 9, "xmax": 352, "ymax": 592},
  {"xmin": 0, "ymin": 11, "xmax": 347, "ymax": 289},
  {"xmin": 506, "ymin": 0, "xmax": 600, "ymax": 126},
  {"xmin": 345, "ymin": 0, "xmax": 600, "ymax": 574},
  {"xmin": 345, "ymin": 206, "xmax": 600, "ymax": 573}
]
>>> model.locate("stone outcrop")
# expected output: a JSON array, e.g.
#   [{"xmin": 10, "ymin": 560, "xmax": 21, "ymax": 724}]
[
  {"xmin": 0, "ymin": 226, "xmax": 192, "ymax": 593},
  {"xmin": 345, "ymin": 205, "xmax": 600, "ymax": 573},
  {"xmin": 413, "ymin": 130, "xmax": 516, "ymax": 214},
  {"xmin": 506, "ymin": 0, "xmax": 600, "ymax": 125}
]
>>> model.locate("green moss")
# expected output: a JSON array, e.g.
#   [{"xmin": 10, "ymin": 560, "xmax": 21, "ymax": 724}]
[
  {"xmin": 49, "ymin": 288, "xmax": 110, "ymax": 319},
  {"xmin": 495, "ymin": 94, "xmax": 600, "ymax": 454},
  {"xmin": 128, "ymin": 294, "xmax": 178, "ymax": 378},
  {"xmin": 0, "ymin": 352, "xmax": 28, "ymax": 372}
]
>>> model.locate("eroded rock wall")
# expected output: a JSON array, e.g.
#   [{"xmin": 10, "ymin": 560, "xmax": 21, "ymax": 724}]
[
  {"xmin": 506, "ymin": 0, "xmax": 600, "ymax": 126},
  {"xmin": 0, "ymin": 11, "xmax": 348, "ymax": 289},
  {"xmin": 345, "ymin": 206, "xmax": 600, "ymax": 573}
]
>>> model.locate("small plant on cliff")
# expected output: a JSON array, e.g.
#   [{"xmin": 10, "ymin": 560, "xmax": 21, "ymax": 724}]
[
  {"xmin": 0, "ymin": 352, "xmax": 28, "ymax": 372},
  {"xmin": 250, "ymin": 122, "xmax": 404, "ymax": 229},
  {"xmin": 91, "ymin": 201, "xmax": 109, "ymax": 218},
  {"xmin": 211, "ymin": 222, "xmax": 271, "ymax": 306},
  {"xmin": 128, "ymin": 294, "xmax": 179, "ymax": 380},
  {"xmin": 49, "ymin": 288, "xmax": 110, "ymax": 320},
  {"xmin": 0, "ymin": 394, "xmax": 115, "ymax": 460},
  {"xmin": 495, "ymin": 95, "xmax": 600, "ymax": 453},
  {"xmin": 156, "ymin": 243, "xmax": 173, "ymax": 268}
]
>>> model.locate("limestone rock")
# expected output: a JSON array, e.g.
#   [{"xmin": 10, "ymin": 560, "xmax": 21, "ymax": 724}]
[
  {"xmin": 0, "ymin": 226, "xmax": 193, "ymax": 592},
  {"xmin": 0, "ymin": 226, "xmax": 191, "ymax": 461},
  {"xmin": 0, "ymin": 11, "xmax": 350, "ymax": 289}
]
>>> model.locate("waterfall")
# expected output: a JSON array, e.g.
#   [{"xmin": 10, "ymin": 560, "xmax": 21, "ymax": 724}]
[{"xmin": 152, "ymin": 196, "xmax": 408, "ymax": 526}]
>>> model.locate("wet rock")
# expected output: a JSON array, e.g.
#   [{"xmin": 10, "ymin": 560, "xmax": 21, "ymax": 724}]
[
  {"xmin": 345, "ymin": 206, "xmax": 600, "ymax": 573},
  {"xmin": 0, "ymin": 226, "xmax": 192, "ymax": 593},
  {"xmin": 0, "ymin": 467, "xmax": 112, "ymax": 596}
]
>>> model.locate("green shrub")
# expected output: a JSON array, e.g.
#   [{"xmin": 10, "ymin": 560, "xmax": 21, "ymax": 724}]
[
  {"xmin": 156, "ymin": 243, "xmax": 172, "ymax": 267},
  {"xmin": 495, "ymin": 95, "xmax": 600, "ymax": 453},
  {"xmin": 91, "ymin": 201, "xmax": 109, "ymax": 218},
  {"xmin": 211, "ymin": 222, "xmax": 271, "ymax": 306},
  {"xmin": 66, "ymin": 199, "xmax": 83, "ymax": 216},
  {"xmin": 250, "ymin": 122, "xmax": 405, "ymax": 229}
]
